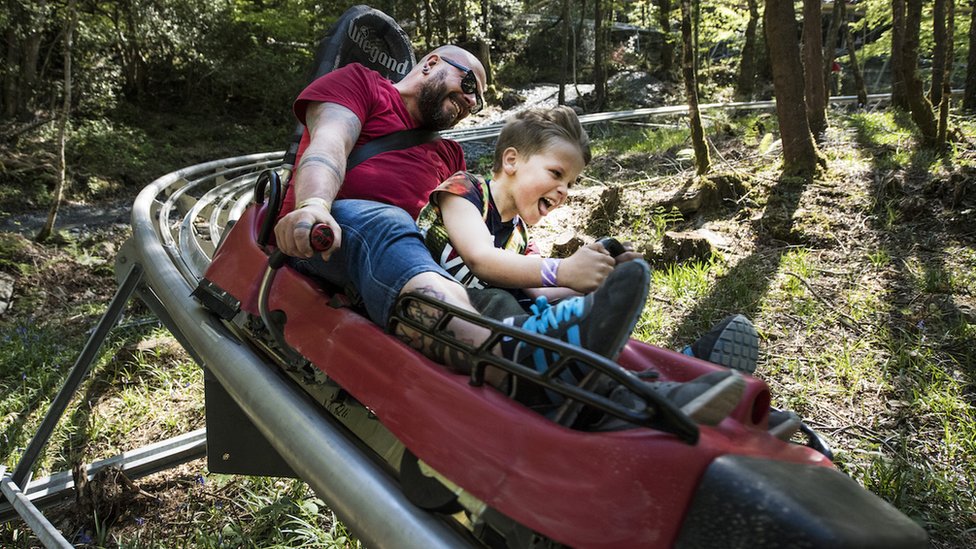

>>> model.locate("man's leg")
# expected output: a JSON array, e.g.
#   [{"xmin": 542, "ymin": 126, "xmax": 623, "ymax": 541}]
[
  {"xmin": 393, "ymin": 272, "xmax": 498, "ymax": 376},
  {"xmin": 292, "ymin": 200, "xmax": 501, "ymax": 376}
]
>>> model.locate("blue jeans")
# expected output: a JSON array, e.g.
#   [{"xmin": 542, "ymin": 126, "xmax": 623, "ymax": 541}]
[{"xmin": 290, "ymin": 199, "xmax": 452, "ymax": 327}]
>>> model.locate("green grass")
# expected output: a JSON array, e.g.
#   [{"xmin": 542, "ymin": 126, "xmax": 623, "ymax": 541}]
[
  {"xmin": 618, "ymin": 108, "xmax": 976, "ymax": 546},
  {"xmin": 591, "ymin": 123, "xmax": 691, "ymax": 157},
  {"xmin": 845, "ymin": 111, "xmax": 917, "ymax": 171}
]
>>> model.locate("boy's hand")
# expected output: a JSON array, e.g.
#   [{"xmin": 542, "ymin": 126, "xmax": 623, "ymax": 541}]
[
  {"xmin": 612, "ymin": 241, "xmax": 642, "ymax": 265},
  {"xmin": 597, "ymin": 236, "xmax": 642, "ymax": 265},
  {"xmin": 558, "ymin": 242, "xmax": 614, "ymax": 293}
]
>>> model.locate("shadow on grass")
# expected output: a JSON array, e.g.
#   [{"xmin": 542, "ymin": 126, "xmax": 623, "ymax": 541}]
[
  {"xmin": 665, "ymin": 172, "xmax": 812, "ymax": 345},
  {"xmin": 0, "ymin": 321, "xmax": 84, "ymax": 466},
  {"xmin": 0, "ymin": 315, "xmax": 161, "ymax": 479},
  {"xmin": 839, "ymin": 110, "xmax": 976, "ymax": 543}
]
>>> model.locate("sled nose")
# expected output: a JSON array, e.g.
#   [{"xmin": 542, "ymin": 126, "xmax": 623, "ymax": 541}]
[{"xmin": 674, "ymin": 455, "xmax": 928, "ymax": 548}]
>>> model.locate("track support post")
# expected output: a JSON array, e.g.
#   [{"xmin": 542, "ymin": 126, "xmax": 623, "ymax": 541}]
[{"xmin": 8, "ymin": 264, "xmax": 143, "ymax": 489}]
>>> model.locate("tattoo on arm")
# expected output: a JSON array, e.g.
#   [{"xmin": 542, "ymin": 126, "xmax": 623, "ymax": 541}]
[
  {"xmin": 298, "ymin": 154, "xmax": 342, "ymax": 181},
  {"xmin": 312, "ymin": 103, "xmax": 362, "ymax": 152},
  {"xmin": 332, "ymin": 108, "xmax": 362, "ymax": 146}
]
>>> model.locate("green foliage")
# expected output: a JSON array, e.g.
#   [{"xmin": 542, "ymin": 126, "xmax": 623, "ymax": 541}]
[
  {"xmin": 696, "ymin": 4, "xmax": 750, "ymax": 57},
  {"xmin": 857, "ymin": 0, "xmax": 971, "ymax": 87},
  {"xmin": 1, "ymin": 106, "xmax": 288, "ymax": 208},
  {"xmin": 593, "ymin": 124, "xmax": 691, "ymax": 156}
]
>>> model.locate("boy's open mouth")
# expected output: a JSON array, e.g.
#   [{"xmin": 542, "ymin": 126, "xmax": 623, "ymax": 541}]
[{"xmin": 539, "ymin": 196, "xmax": 556, "ymax": 216}]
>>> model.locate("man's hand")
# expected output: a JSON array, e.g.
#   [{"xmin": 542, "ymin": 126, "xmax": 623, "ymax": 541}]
[
  {"xmin": 558, "ymin": 242, "xmax": 615, "ymax": 293},
  {"xmin": 274, "ymin": 202, "xmax": 343, "ymax": 261}
]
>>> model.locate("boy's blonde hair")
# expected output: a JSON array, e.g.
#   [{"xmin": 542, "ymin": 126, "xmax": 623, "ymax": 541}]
[{"xmin": 492, "ymin": 106, "xmax": 591, "ymax": 174}]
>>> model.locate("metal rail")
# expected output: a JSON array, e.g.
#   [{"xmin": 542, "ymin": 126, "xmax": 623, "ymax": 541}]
[{"xmin": 443, "ymin": 92, "xmax": 895, "ymax": 143}]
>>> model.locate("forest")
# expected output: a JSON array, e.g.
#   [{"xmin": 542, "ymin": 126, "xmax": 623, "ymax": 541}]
[{"xmin": 1, "ymin": 0, "xmax": 975, "ymax": 547}]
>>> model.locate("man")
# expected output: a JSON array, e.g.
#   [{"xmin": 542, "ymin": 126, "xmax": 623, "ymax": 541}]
[{"xmin": 273, "ymin": 45, "xmax": 748, "ymax": 424}]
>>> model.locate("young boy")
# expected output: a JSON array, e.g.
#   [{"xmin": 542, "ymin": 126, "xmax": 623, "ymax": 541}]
[{"xmin": 416, "ymin": 106, "xmax": 745, "ymax": 426}]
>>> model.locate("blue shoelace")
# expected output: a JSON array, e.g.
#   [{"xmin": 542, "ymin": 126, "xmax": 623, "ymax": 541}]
[{"xmin": 520, "ymin": 296, "xmax": 586, "ymax": 373}]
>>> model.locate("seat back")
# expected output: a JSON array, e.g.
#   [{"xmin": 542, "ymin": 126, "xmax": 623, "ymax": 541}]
[{"xmin": 284, "ymin": 6, "xmax": 416, "ymax": 166}]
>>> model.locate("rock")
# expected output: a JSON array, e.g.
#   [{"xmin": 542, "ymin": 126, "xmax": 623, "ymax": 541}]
[
  {"xmin": 0, "ymin": 272, "xmax": 14, "ymax": 316},
  {"xmin": 662, "ymin": 173, "xmax": 748, "ymax": 215},
  {"xmin": 661, "ymin": 229, "xmax": 726, "ymax": 263},
  {"xmin": 551, "ymin": 230, "xmax": 587, "ymax": 258},
  {"xmin": 497, "ymin": 89, "xmax": 526, "ymax": 110},
  {"xmin": 607, "ymin": 71, "xmax": 668, "ymax": 108},
  {"xmin": 582, "ymin": 186, "xmax": 621, "ymax": 236}
]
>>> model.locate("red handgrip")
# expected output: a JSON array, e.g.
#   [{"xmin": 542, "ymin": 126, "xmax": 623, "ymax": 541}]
[{"xmin": 310, "ymin": 223, "xmax": 335, "ymax": 252}]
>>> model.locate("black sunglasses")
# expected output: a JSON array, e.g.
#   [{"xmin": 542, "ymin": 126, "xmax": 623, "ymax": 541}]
[{"xmin": 441, "ymin": 57, "xmax": 484, "ymax": 115}]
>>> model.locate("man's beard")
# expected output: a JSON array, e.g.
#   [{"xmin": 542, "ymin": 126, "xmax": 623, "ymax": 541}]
[{"xmin": 418, "ymin": 75, "xmax": 461, "ymax": 130}]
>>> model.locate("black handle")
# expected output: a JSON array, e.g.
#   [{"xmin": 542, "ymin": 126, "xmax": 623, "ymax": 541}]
[{"xmin": 597, "ymin": 237, "xmax": 626, "ymax": 258}]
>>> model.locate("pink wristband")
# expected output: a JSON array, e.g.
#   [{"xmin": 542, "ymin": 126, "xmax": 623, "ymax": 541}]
[{"xmin": 541, "ymin": 258, "xmax": 561, "ymax": 287}]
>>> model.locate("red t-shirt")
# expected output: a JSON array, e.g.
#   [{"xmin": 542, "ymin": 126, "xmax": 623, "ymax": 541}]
[{"xmin": 282, "ymin": 63, "xmax": 466, "ymax": 219}]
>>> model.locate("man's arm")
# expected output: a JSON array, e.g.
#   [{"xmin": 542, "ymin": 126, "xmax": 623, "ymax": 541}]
[{"xmin": 274, "ymin": 102, "xmax": 362, "ymax": 259}]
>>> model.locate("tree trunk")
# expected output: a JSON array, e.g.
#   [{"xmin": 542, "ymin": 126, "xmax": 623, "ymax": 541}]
[
  {"xmin": 3, "ymin": 21, "xmax": 19, "ymax": 119},
  {"xmin": 845, "ymin": 23, "xmax": 868, "ymax": 107},
  {"xmin": 457, "ymin": 0, "xmax": 468, "ymax": 43},
  {"xmin": 559, "ymin": 0, "xmax": 570, "ymax": 105},
  {"xmin": 37, "ymin": 0, "xmax": 75, "ymax": 243},
  {"xmin": 802, "ymin": 0, "xmax": 827, "ymax": 136},
  {"xmin": 115, "ymin": 0, "xmax": 147, "ymax": 100},
  {"xmin": 693, "ymin": 0, "xmax": 701, "ymax": 74},
  {"xmin": 902, "ymin": 0, "xmax": 939, "ymax": 146},
  {"xmin": 937, "ymin": 0, "xmax": 955, "ymax": 145},
  {"xmin": 735, "ymin": 0, "xmax": 760, "ymax": 100},
  {"xmin": 655, "ymin": 0, "xmax": 674, "ymax": 78},
  {"xmin": 423, "ymin": 0, "xmax": 432, "ymax": 50},
  {"xmin": 680, "ymin": 0, "xmax": 710, "ymax": 175},
  {"xmin": 479, "ymin": 0, "xmax": 493, "ymax": 88},
  {"xmin": 764, "ymin": 0, "xmax": 820, "ymax": 176},
  {"xmin": 18, "ymin": 0, "xmax": 46, "ymax": 117},
  {"xmin": 823, "ymin": 0, "xmax": 844, "ymax": 101},
  {"xmin": 437, "ymin": 0, "xmax": 450, "ymax": 43},
  {"xmin": 930, "ymin": 0, "xmax": 947, "ymax": 106},
  {"xmin": 965, "ymin": 0, "xmax": 976, "ymax": 111},
  {"xmin": 891, "ymin": 0, "xmax": 910, "ymax": 108},
  {"xmin": 594, "ymin": 0, "xmax": 608, "ymax": 111}
]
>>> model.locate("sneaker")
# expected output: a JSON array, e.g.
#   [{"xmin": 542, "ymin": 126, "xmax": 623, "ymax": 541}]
[
  {"xmin": 515, "ymin": 260, "xmax": 650, "ymax": 367},
  {"xmin": 509, "ymin": 260, "xmax": 651, "ymax": 403},
  {"xmin": 650, "ymin": 370, "xmax": 746, "ymax": 425},
  {"xmin": 768, "ymin": 408, "xmax": 802, "ymax": 441},
  {"xmin": 683, "ymin": 314, "xmax": 759, "ymax": 374},
  {"xmin": 592, "ymin": 370, "xmax": 745, "ymax": 429}
]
